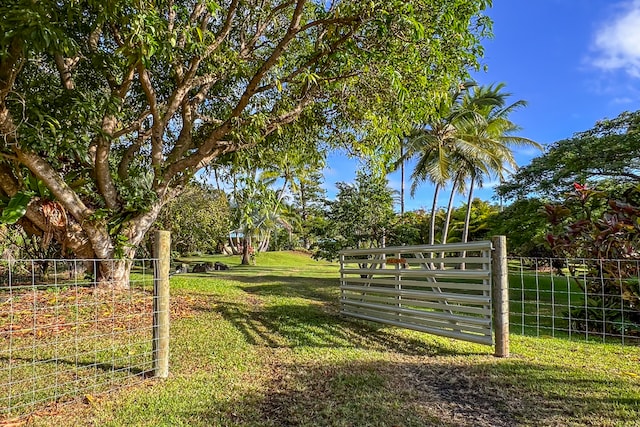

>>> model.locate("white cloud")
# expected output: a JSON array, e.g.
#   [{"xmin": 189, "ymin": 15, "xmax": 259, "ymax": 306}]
[
  {"xmin": 592, "ymin": 1, "xmax": 640, "ymax": 77},
  {"xmin": 612, "ymin": 96, "xmax": 635, "ymax": 104}
]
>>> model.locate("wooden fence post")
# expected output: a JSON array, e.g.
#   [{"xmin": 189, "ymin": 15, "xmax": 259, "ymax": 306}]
[
  {"xmin": 491, "ymin": 235, "xmax": 509, "ymax": 357},
  {"xmin": 153, "ymin": 230, "xmax": 171, "ymax": 378}
]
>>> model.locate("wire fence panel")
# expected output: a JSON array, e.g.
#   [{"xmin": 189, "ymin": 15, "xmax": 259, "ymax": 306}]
[
  {"xmin": 508, "ymin": 257, "xmax": 640, "ymax": 345},
  {"xmin": 0, "ymin": 258, "xmax": 158, "ymax": 420}
]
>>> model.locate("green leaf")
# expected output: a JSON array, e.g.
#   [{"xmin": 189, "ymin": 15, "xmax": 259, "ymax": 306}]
[{"xmin": 0, "ymin": 192, "xmax": 33, "ymax": 224}]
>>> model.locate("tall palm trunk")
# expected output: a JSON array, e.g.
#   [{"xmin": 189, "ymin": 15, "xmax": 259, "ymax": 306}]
[
  {"xmin": 460, "ymin": 177, "xmax": 475, "ymax": 270},
  {"xmin": 400, "ymin": 144, "xmax": 405, "ymax": 216},
  {"xmin": 462, "ymin": 177, "xmax": 475, "ymax": 244},
  {"xmin": 441, "ymin": 178, "xmax": 459, "ymax": 245},
  {"xmin": 241, "ymin": 237, "xmax": 252, "ymax": 265},
  {"xmin": 429, "ymin": 183, "xmax": 441, "ymax": 245},
  {"xmin": 258, "ymin": 234, "xmax": 270, "ymax": 252},
  {"xmin": 440, "ymin": 177, "xmax": 459, "ymax": 269}
]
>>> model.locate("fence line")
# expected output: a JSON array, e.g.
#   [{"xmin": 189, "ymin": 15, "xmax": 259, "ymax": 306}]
[
  {"xmin": 0, "ymin": 257, "xmax": 163, "ymax": 420},
  {"xmin": 508, "ymin": 257, "xmax": 640, "ymax": 345}
]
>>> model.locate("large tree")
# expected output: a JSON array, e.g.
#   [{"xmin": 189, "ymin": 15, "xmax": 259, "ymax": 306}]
[
  {"xmin": 155, "ymin": 182, "xmax": 231, "ymax": 255},
  {"xmin": 498, "ymin": 110, "xmax": 640, "ymax": 201},
  {"xmin": 401, "ymin": 83, "xmax": 537, "ymax": 246},
  {"xmin": 313, "ymin": 171, "xmax": 395, "ymax": 261},
  {"xmin": 454, "ymin": 83, "xmax": 539, "ymax": 245},
  {"xmin": 0, "ymin": 0, "xmax": 491, "ymax": 287},
  {"xmin": 400, "ymin": 82, "xmax": 475, "ymax": 245}
]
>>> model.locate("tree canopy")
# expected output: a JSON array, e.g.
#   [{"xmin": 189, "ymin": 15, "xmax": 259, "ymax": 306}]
[
  {"xmin": 155, "ymin": 182, "xmax": 231, "ymax": 255},
  {"xmin": 498, "ymin": 110, "xmax": 640, "ymax": 200},
  {"xmin": 400, "ymin": 82, "xmax": 536, "ymax": 245},
  {"xmin": 0, "ymin": 0, "xmax": 492, "ymax": 286},
  {"xmin": 313, "ymin": 171, "xmax": 395, "ymax": 261}
]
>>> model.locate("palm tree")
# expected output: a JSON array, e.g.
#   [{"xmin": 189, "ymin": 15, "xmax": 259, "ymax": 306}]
[
  {"xmin": 401, "ymin": 82, "xmax": 476, "ymax": 245},
  {"xmin": 455, "ymin": 83, "xmax": 541, "ymax": 245},
  {"xmin": 403, "ymin": 82, "xmax": 541, "ymax": 248}
]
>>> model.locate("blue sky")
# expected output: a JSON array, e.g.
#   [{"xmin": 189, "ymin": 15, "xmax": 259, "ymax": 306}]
[{"xmin": 322, "ymin": 0, "xmax": 640, "ymax": 211}]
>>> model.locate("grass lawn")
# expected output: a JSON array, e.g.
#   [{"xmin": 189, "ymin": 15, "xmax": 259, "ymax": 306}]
[
  {"xmin": 507, "ymin": 258, "xmax": 640, "ymax": 342},
  {"xmin": 10, "ymin": 251, "xmax": 640, "ymax": 426}
]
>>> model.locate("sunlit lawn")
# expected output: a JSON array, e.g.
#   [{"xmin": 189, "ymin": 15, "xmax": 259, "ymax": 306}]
[{"xmin": 11, "ymin": 251, "xmax": 640, "ymax": 426}]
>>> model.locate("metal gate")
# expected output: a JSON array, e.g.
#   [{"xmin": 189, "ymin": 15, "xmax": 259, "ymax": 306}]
[{"xmin": 339, "ymin": 241, "xmax": 494, "ymax": 345}]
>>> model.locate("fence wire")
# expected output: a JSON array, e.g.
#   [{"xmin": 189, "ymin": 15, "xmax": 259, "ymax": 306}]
[
  {"xmin": 508, "ymin": 257, "xmax": 640, "ymax": 345},
  {"xmin": 0, "ymin": 258, "xmax": 158, "ymax": 420}
]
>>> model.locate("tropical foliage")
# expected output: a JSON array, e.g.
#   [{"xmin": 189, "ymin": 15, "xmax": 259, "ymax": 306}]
[
  {"xmin": 400, "ymin": 82, "xmax": 538, "ymax": 245},
  {"xmin": 0, "ymin": 0, "xmax": 492, "ymax": 286},
  {"xmin": 487, "ymin": 198, "xmax": 550, "ymax": 257},
  {"xmin": 155, "ymin": 182, "xmax": 231, "ymax": 256},
  {"xmin": 498, "ymin": 110, "xmax": 640, "ymax": 201},
  {"xmin": 543, "ymin": 183, "xmax": 640, "ymax": 335},
  {"xmin": 313, "ymin": 171, "xmax": 395, "ymax": 261}
]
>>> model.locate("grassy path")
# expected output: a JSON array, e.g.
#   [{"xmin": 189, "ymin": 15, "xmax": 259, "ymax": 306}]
[{"xmin": 25, "ymin": 252, "xmax": 640, "ymax": 426}]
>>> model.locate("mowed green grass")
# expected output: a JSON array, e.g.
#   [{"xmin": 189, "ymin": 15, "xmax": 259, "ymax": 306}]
[
  {"xmin": 508, "ymin": 259, "xmax": 640, "ymax": 342},
  {"xmin": 17, "ymin": 251, "xmax": 640, "ymax": 426}
]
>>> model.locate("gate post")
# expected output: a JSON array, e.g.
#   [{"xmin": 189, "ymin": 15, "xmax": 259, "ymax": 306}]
[
  {"xmin": 153, "ymin": 230, "xmax": 171, "ymax": 377},
  {"xmin": 491, "ymin": 235, "xmax": 509, "ymax": 357}
]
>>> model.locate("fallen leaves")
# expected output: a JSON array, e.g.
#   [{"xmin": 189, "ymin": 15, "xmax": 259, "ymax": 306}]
[{"xmin": 0, "ymin": 418, "xmax": 27, "ymax": 427}]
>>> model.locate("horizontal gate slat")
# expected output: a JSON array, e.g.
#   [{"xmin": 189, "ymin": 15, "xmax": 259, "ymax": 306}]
[
  {"xmin": 402, "ymin": 257, "xmax": 491, "ymax": 265},
  {"xmin": 340, "ymin": 285, "xmax": 490, "ymax": 305},
  {"xmin": 341, "ymin": 305, "xmax": 491, "ymax": 335},
  {"xmin": 342, "ymin": 256, "xmax": 491, "ymax": 265},
  {"xmin": 341, "ymin": 299, "xmax": 491, "ymax": 326},
  {"xmin": 339, "ymin": 241, "xmax": 493, "ymax": 256},
  {"xmin": 343, "ymin": 277, "xmax": 490, "ymax": 291},
  {"xmin": 340, "ymin": 268, "xmax": 490, "ymax": 280},
  {"xmin": 340, "ymin": 293, "xmax": 491, "ymax": 316},
  {"xmin": 341, "ymin": 309, "xmax": 493, "ymax": 346}
]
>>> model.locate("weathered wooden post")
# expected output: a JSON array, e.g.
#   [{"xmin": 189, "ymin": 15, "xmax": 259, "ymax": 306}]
[
  {"xmin": 492, "ymin": 235, "xmax": 509, "ymax": 357},
  {"xmin": 153, "ymin": 230, "xmax": 171, "ymax": 377}
]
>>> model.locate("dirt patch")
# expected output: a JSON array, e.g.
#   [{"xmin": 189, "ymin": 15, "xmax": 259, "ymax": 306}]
[
  {"xmin": 255, "ymin": 357, "xmax": 526, "ymax": 427},
  {"xmin": 393, "ymin": 361, "xmax": 521, "ymax": 427}
]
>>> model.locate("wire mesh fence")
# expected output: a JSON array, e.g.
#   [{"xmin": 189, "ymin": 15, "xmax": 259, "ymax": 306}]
[
  {"xmin": 0, "ymin": 258, "xmax": 159, "ymax": 420},
  {"xmin": 508, "ymin": 257, "xmax": 640, "ymax": 345}
]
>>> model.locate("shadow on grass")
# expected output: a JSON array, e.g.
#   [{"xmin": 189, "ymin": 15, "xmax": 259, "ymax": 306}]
[
  {"xmin": 0, "ymin": 354, "xmax": 148, "ymax": 376},
  {"xmin": 179, "ymin": 271, "xmax": 481, "ymax": 357},
  {"xmin": 215, "ymin": 300, "xmax": 468, "ymax": 357},
  {"xmin": 162, "ymin": 358, "xmax": 639, "ymax": 427},
  {"xmin": 238, "ymin": 275, "xmax": 339, "ymax": 302},
  {"xmin": 181, "ymin": 273, "xmax": 337, "ymax": 296},
  {"xmin": 0, "ymin": 355, "xmax": 150, "ymax": 420}
]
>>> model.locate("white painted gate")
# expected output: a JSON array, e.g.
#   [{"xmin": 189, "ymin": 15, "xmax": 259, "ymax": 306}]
[{"xmin": 339, "ymin": 241, "xmax": 494, "ymax": 345}]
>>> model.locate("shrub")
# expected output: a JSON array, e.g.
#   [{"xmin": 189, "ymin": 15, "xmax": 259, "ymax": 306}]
[{"xmin": 544, "ymin": 184, "xmax": 640, "ymax": 336}]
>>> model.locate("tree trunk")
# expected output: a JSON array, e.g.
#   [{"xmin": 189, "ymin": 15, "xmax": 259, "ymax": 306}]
[
  {"xmin": 400, "ymin": 144, "xmax": 405, "ymax": 216},
  {"xmin": 462, "ymin": 178, "xmax": 475, "ymax": 244},
  {"xmin": 429, "ymin": 183, "xmax": 440, "ymax": 245},
  {"xmin": 229, "ymin": 233, "xmax": 243, "ymax": 255},
  {"xmin": 460, "ymin": 178, "xmax": 475, "ymax": 270},
  {"xmin": 258, "ymin": 235, "xmax": 269, "ymax": 252},
  {"xmin": 439, "ymin": 179, "xmax": 458, "ymax": 269},
  {"xmin": 300, "ymin": 186, "xmax": 310, "ymax": 249},
  {"xmin": 241, "ymin": 237, "xmax": 251, "ymax": 265},
  {"xmin": 96, "ymin": 258, "xmax": 133, "ymax": 290},
  {"xmin": 96, "ymin": 203, "xmax": 164, "ymax": 289},
  {"xmin": 89, "ymin": 217, "xmax": 152, "ymax": 289},
  {"xmin": 441, "ymin": 179, "xmax": 458, "ymax": 245}
]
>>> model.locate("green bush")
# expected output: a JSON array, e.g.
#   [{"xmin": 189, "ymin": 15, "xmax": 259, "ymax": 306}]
[{"xmin": 544, "ymin": 184, "xmax": 640, "ymax": 335}]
